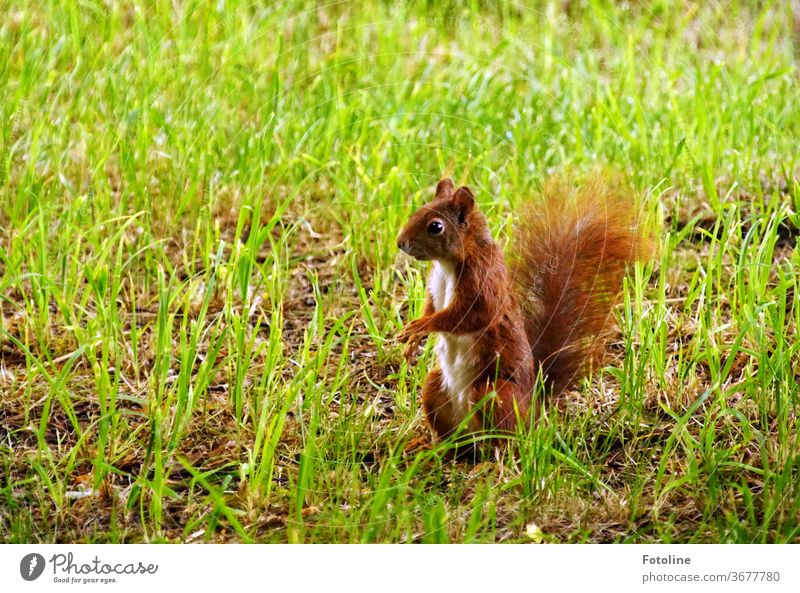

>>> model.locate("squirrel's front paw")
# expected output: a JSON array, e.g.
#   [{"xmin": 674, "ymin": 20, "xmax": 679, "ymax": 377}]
[
  {"xmin": 398, "ymin": 319, "xmax": 425, "ymax": 344},
  {"xmin": 399, "ymin": 320, "xmax": 428, "ymax": 363},
  {"xmin": 403, "ymin": 335, "xmax": 424, "ymax": 364}
]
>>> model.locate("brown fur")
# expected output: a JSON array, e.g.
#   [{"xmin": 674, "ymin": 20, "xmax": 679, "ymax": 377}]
[
  {"xmin": 397, "ymin": 174, "xmax": 651, "ymax": 440},
  {"xmin": 509, "ymin": 174, "xmax": 652, "ymax": 393}
]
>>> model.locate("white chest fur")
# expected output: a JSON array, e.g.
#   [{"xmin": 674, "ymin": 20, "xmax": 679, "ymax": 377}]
[
  {"xmin": 428, "ymin": 260, "xmax": 456, "ymax": 311},
  {"xmin": 428, "ymin": 262, "xmax": 480, "ymax": 425}
]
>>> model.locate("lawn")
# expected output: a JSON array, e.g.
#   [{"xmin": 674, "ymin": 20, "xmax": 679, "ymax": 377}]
[{"xmin": 1, "ymin": 0, "xmax": 799, "ymax": 543}]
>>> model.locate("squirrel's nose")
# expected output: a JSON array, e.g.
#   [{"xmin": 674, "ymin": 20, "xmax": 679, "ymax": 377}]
[{"xmin": 397, "ymin": 238, "xmax": 409, "ymax": 253}]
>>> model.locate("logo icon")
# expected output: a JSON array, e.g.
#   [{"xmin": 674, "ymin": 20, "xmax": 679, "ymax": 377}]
[{"xmin": 20, "ymin": 553, "xmax": 46, "ymax": 581}]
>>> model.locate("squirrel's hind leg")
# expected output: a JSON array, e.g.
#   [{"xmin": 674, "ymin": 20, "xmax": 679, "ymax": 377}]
[
  {"xmin": 421, "ymin": 369, "xmax": 462, "ymax": 440},
  {"xmin": 470, "ymin": 379, "xmax": 529, "ymax": 433}
]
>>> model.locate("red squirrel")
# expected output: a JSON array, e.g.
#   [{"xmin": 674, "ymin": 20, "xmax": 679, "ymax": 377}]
[{"xmin": 397, "ymin": 175, "xmax": 651, "ymax": 440}]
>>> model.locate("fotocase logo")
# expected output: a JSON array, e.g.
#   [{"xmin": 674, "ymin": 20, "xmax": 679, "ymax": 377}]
[{"xmin": 20, "ymin": 553, "xmax": 46, "ymax": 581}]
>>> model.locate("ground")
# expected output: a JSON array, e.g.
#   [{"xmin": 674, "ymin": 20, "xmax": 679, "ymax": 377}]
[{"xmin": 1, "ymin": 1, "xmax": 799, "ymax": 543}]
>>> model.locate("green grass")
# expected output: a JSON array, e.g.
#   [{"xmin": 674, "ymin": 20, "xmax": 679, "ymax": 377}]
[{"xmin": 1, "ymin": 0, "xmax": 799, "ymax": 543}]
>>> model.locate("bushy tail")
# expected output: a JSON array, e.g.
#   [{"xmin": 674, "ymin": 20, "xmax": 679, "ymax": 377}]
[{"xmin": 509, "ymin": 172, "xmax": 652, "ymax": 393}]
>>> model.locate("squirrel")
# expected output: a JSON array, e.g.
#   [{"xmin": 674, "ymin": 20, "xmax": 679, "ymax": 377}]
[{"xmin": 397, "ymin": 174, "xmax": 651, "ymax": 441}]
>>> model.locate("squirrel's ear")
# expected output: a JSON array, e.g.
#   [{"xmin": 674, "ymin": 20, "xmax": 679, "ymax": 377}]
[
  {"xmin": 452, "ymin": 186, "xmax": 474, "ymax": 223},
  {"xmin": 435, "ymin": 178, "xmax": 455, "ymax": 201}
]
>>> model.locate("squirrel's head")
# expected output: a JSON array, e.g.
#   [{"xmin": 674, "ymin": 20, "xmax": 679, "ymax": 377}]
[{"xmin": 397, "ymin": 178, "xmax": 484, "ymax": 263}]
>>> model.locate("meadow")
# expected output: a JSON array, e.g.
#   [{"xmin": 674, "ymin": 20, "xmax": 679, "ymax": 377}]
[{"xmin": 1, "ymin": 0, "xmax": 799, "ymax": 543}]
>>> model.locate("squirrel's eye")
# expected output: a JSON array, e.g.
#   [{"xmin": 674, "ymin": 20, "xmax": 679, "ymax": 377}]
[{"xmin": 427, "ymin": 220, "xmax": 444, "ymax": 235}]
